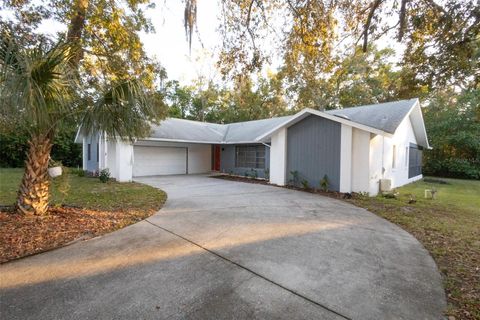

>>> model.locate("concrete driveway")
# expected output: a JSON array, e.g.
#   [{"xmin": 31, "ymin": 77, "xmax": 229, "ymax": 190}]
[{"xmin": 0, "ymin": 175, "xmax": 445, "ymax": 319}]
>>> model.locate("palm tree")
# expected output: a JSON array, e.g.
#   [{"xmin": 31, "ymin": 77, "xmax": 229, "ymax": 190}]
[{"xmin": 0, "ymin": 32, "xmax": 163, "ymax": 215}]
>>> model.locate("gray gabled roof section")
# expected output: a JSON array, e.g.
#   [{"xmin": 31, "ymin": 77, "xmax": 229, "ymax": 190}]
[
  {"xmin": 325, "ymin": 99, "xmax": 418, "ymax": 134},
  {"xmin": 223, "ymin": 115, "xmax": 293, "ymax": 142},
  {"xmin": 149, "ymin": 118, "xmax": 227, "ymax": 143},
  {"xmin": 147, "ymin": 115, "xmax": 294, "ymax": 144},
  {"xmin": 137, "ymin": 99, "xmax": 424, "ymax": 145}
]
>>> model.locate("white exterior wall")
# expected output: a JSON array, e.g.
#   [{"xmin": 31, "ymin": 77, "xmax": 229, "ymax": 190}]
[
  {"xmin": 106, "ymin": 140, "xmax": 117, "ymax": 177},
  {"xmin": 269, "ymin": 127, "xmax": 287, "ymax": 185},
  {"xmin": 186, "ymin": 144, "xmax": 211, "ymax": 174},
  {"xmin": 82, "ymin": 138, "xmax": 88, "ymax": 170},
  {"xmin": 98, "ymin": 133, "xmax": 107, "ymax": 171},
  {"xmin": 368, "ymin": 115, "xmax": 422, "ymax": 195},
  {"xmin": 339, "ymin": 125, "xmax": 352, "ymax": 193},
  {"xmin": 369, "ymin": 134, "xmax": 384, "ymax": 196},
  {"xmin": 351, "ymin": 128, "xmax": 370, "ymax": 193},
  {"xmin": 134, "ymin": 140, "xmax": 211, "ymax": 174},
  {"xmin": 382, "ymin": 116, "xmax": 422, "ymax": 188},
  {"xmin": 115, "ymin": 140, "xmax": 133, "ymax": 182}
]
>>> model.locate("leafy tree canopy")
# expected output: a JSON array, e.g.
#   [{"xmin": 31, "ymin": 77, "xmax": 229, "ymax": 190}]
[{"xmin": 184, "ymin": 0, "xmax": 479, "ymax": 93}]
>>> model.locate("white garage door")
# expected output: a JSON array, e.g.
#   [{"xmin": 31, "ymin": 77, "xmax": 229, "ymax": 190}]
[{"xmin": 133, "ymin": 146, "xmax": 187, "ymax": 177}]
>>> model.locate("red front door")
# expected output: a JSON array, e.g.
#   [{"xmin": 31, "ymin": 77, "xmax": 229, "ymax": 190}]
[{"xmin": 214, "ymin": 145, "xmax": 221, "ymax": 171}]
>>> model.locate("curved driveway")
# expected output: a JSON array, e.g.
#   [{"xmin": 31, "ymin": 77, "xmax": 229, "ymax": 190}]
[{"xmin": 1, "ymin": 175, "xmax": 445, "ymax": 319}]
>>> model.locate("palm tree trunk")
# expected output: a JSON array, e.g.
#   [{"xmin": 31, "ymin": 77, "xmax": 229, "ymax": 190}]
[{"xmin": 16, "ymin": 134, "xmax": 53, "ymax": 215}]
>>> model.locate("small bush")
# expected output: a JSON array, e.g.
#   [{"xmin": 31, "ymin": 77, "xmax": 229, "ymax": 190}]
[
  {"xmin": 250, "ymin": 169, "xmax": 258, "ymax": 179},
  {"xmin": 264, "ymin": 168, "xmax": 270, "ymax": 181},
  {"xmin": 289, "ymin": 170, "xmax": 300, "ymax": 187},
  {"xmin": 320, "ymin": 174, "xmax": 329, "ymax": 192},
  {"xmin": 99, "ymin": 168, "xmax": 110, "ymax": 183},
  {"xmin": 301, "ymin": 179, "xmax": 309, "ymax": 189}
]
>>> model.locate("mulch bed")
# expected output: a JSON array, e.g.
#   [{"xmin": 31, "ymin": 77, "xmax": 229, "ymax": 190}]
[
  {"xmin": 212, "ymin": 174, "xmax": 349, "ymax": 199},
  {"xmin": 212, "ymin": 174, "xmax": 271, "ymax": 185},
  {"xmin": 0, "ymin": 206, "xmax": 155, "ymax": 264}
]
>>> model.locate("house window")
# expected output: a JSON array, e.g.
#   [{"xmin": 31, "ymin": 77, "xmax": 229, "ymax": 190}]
[
  {"xmin": 96, "ymin": 143, "xmax": 99, "ymax": 162},
  {"xmin": 235, "ymin": 145, "xmax": 265, "ymax": 169},
  {"xmin": 87, "ymin": 144, "xmax": 91, "ymax": 161},
  {"xmin": 392, "ymin": 145, "xmax": 397, "ymax": 169}
]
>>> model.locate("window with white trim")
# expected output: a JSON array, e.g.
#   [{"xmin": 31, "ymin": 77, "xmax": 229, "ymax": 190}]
[{"xmin": 235, "ymin": 145, "xmax": 265, "ymax": 169}]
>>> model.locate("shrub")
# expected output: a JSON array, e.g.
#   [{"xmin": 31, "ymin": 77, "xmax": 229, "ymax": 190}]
[
  {"xmin": 301, "ymin": 179, "xmax": 309, "ymax": 189},
  {"xmin": 320, "ymin": 174, "xmax": 329, "ymax": 192},
  {"xmin": 99, "ymin": 168, "xmax": 110, "ymax": 183},
  {"xmin": 264, "ymin": 168, "xmax": 270, "ymax": 181},
  {"xmin": 289, "ymin": 170, "xmax": 300, "ymax": 186}
]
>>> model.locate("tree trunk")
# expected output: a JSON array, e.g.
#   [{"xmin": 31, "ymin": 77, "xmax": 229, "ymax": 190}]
[
  {"xmin": 66, "ymin": 0, "xmax": 89, "ymax": 67},
  {"xmin": 16, "ymin": 134, "xmax": 53, "ymax": 215}
]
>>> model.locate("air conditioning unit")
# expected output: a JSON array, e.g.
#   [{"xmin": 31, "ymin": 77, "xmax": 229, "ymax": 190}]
[{"xmin": 380, "ymin": 179, "xmax": 392, "ymax": 192}]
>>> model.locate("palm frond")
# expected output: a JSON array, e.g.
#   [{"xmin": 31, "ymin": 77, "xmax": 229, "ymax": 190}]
[
  {"xmin": 81, "ymin": 79, "xmax": 164, "ymax": 141},
  {"xmin": 0, "ymin": 31, "xmax": 78, "ymax": 135}
]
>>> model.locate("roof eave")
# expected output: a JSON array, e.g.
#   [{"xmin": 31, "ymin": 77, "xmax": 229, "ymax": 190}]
[
  {"xmin": 140, "ymin": 137, "xmax": 266, "ymax": 145},
  {"xmin": 255, "ymin": 108, "xmax": 393, "ymax": 142}
]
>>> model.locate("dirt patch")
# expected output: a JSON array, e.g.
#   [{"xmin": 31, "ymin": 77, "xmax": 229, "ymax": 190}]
[{"xmin": 0, "ymin": 206, "xmax": 156, "ymax": 264}]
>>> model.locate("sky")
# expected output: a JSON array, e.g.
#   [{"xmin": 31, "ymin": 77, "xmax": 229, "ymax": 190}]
[
  {"xmin": 1, "ymin": 0, "xmax": 223, "ymax": 85},
  {"xmin": 2, "ymin": 0, "xmax": 404, "ymax": 86},
  {"xmin": 139, "ymin": 1, "xmax": 223, "ymax": 84}
]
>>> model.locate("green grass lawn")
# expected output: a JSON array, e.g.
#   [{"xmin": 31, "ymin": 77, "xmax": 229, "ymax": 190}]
[
  {"xmin": 348, "ymin": 177, "xmax": 480, "ymax": 319},
  {"xmin": 0, "ymin": 168, "xmax": 166, "ymax": 212}
]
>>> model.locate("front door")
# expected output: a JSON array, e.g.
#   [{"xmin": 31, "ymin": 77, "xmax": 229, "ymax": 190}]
[{"xmin": 213, "ymin": 145, "xmax": 221, "ymax": 171}]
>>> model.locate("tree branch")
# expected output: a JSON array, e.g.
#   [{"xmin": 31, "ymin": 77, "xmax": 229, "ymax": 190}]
[
  {"xmin": 397, "ymin": 0, "xmax": 408, "ymax": 41},
  {"xmin": 362, "ymin": 0, "xmax": 383, "ymax": 52}
]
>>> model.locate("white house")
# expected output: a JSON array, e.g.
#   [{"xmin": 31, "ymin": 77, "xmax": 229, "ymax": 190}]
[{"xmin": 75, "ymin": 99, "xmax": 430, "ymax": 196}]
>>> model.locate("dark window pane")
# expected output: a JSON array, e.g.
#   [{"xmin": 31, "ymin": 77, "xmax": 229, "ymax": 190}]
[{"xmin": 235, "ymin": 145, "xmax": 265, "ymax": 169}]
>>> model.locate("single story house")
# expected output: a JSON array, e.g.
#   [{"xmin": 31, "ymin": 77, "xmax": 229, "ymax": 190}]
[{"xmin": 75, "ymin": 98, "xmax": 430, "ymax": 195}]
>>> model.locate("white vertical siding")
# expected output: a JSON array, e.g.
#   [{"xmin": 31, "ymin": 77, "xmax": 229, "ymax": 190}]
[
  {"xmin": 339, "ymin": 124, "xmax": 352, "ymax": 193},
  {"xmin": 270, "ymin": 127, "xmax": 287, "ymax": 185},
  {"xmin": 369, "ymin": 134, "xmax": 384, "ymax": 196},
  {"xmin": 82, "ymin": 138, "xmax": 88, "ymax": 170},
  {"xmin": 383, "ymin": 116, "xmax": 422, "ymax": 188},
  {"xmin": 351, "ymin": 128, "xmax": 370, "ymax": 193},
  {"xmin": 115, "ymin": 141, "xmax": 133, "ymax": 182},
  {"xmin": 186, "ymin": 144, "xmax": 211, "ymax": 174}
]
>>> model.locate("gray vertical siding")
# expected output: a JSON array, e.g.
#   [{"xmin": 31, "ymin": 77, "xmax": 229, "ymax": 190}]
[
  {"xmin": 85, "ymin": 132, "xmax": 100, "ymax": 172},
  {"xmin": 287, "ymin": 115, "xmax": 341, "ymax": 191},
  {"xmin": 220, "ymin": 144, "xmax": 270, "ymax": 178}
]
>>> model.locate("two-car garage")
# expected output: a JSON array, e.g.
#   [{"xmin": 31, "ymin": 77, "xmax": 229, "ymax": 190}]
[{"xmin": 132, "ymin": 141, "xmax": 212, "ymax": 177}]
